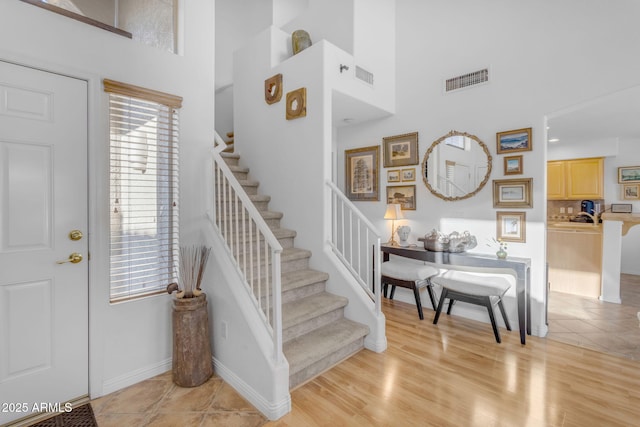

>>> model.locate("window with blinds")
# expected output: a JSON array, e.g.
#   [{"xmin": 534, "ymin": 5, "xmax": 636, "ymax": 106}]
[{"xmin": 104, "ymin": 79, "xmax": 182, "ymax": 302}]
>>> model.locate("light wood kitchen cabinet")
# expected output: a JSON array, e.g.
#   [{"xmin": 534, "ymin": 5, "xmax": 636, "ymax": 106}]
[
  {"xmin": 547, "ymin": 157, "xmax": 604, "ymax": 200},
  {"xmin": 547, "ymin": 225, "xmax": 602, "ymax": 298}
]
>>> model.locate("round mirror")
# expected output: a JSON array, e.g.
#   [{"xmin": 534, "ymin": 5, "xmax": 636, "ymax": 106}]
[{"xmin": 422, "ymin": 130, "xmax": 492, "ymax": 201}]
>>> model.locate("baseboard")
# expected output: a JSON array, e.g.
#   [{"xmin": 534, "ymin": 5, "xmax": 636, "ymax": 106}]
[
  {"xmin": 101, "ymin": 358, "xmax": 172, "ymax": 396},
  {"xmin": 213, "ymin": 357, "xmax": 291, "ymax": 421}
]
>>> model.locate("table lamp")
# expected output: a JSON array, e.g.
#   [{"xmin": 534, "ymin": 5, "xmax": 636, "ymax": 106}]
[{"xmin": 384, "ymin": 203, "xmax": 404, "ymax": 246}]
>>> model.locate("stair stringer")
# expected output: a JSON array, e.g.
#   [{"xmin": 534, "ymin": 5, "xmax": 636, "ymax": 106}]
[
  {"xmin": 204, "ymin": 221, "xmax": 291, "ymax": 421},
  {"xmin": 319, "ymin": 243, "xmax": 387, "ymax": 353}
]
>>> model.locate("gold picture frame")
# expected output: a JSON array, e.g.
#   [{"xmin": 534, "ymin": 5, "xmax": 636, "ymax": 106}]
[
  {"xmin": 493, "ymin": 178, "xmax": 533, "ymax": 208},
  {"xmin": 504, "ymin": 155, "xmax": 523, "ymax": 175},
  {"xmin": 622, "ymin": 183, "xmax": 640, "ymax": 200},
  {"xmin": 497, "ymin": 211, "xmax": 526, "ymax": 243},
  {"xmin": 386, "ymin": 185, "xmax": 416, "ymax": 210},
  {"xmin": 401, "ymin": 168, "xmax": 415, "ymax": 182},
  {"xmin": 345, "ymin": 146, "xmax": 379, "ymax": 201},
  {"xmin": 618, "ymin": 166, "xmax": 640, "ymax": 183},
  {"xmin": 387, "ymin": 170, "xmax": 401, "ymax": 182},
  {"xmin": 496, "ymin": 128, "xmax": 532, "ymax": 154},
  {"xmin": 383, "ymin": 132, "xmax": 419, "ymax": 167}
]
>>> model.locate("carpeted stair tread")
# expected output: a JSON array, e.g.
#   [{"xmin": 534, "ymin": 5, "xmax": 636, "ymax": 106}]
[
  {"xmin": 281, "ymin": 269, "xmax": 329, "ymax": 292},
  {"xmin": 284, "ymin": 318, "xmax": 370, "ymax": 376},
  {"xmin": 282, "ymin": 292, "xmax": 348, "ymax": 330}
]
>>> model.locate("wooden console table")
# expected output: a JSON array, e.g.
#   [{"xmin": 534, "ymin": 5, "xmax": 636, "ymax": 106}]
[{"xmin": 381, "ymin": 244, "xmax": 531, "ymax": 344}]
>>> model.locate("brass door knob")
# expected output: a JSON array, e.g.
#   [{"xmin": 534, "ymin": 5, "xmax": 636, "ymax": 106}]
[
  {"xmin": 69, "ymin": 230, "xmax": 83, "ymax": 241},
  {"xmin": 57, "ymin": 252, "xmax": 83, "ymax": 264}
]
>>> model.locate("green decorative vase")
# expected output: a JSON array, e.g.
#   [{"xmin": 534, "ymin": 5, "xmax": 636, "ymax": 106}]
[{"xmin": 496, "ymin": 248, "xmax": 507, "ymax": 259}]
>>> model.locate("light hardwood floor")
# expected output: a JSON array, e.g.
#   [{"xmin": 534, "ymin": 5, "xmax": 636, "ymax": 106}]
[
  {"xmin": 266, "ymin": 297, "xmax": 640, "ymax": 427},
  {"xmin": 91, "ymin": 289, "xmax": 640, "ymax": 426}
]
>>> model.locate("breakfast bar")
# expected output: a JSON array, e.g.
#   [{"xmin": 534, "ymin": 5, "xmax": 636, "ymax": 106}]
[{"xmin": 381, "ymin": 244, "xmax": 532, "ymax": 344}]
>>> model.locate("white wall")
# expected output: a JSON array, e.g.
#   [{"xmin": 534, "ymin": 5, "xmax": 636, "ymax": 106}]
[
  {"xmin": 0, "ymin": 0, "xmax": 215, "ymax": 397},
  {"xmin": 336, "ymin": 0, "xmax": 640, "ymax": 336}
]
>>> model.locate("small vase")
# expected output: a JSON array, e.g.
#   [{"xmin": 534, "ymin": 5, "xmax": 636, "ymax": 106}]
[{"xmin": 496, "ymin": 248, "xmax": 507, "ymax": 259}]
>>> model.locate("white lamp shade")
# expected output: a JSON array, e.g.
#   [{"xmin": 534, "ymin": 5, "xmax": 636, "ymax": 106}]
[{"xmin": 384, "ymin": 203, "xmax": 404, "ymax": 220}]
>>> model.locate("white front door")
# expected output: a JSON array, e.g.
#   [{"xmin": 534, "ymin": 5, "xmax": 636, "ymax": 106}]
[{"xmin": 0, "ymin": 61, "xmax": 88, "ymax": 425}]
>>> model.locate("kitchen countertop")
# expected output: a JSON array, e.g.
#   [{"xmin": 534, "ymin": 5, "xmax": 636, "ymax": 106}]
[{"xmin": 547, "ymin": 221, "xmax": 602, "ymax": 232}]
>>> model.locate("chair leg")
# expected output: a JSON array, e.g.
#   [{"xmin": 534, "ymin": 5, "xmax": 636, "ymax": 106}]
[
  {"xmin": 425, "ymin": 281, "xmax": 437, "ymax": 311},
  {"xmin": 484, "ymin": 296, "xmax": 501, "ymax": 343},
  {"xmin": 447, "ymin": 299, "xmax": 455, "ymax": 315},
  {"xmin": 433, "ymin": 288, "xmax": 448, "ymax": 325},
  {"xmin": 497, "ymin": 299, "xmax": 511, "ymax": 331},
  {"xmin": 412, "ymin": 284, "xmax": 424, "ymax": 320},
  {"xmin": 383, "ymin": 283, "xmax": 388, "ymax": 298},
  {"xmin": 390, "ymin": 285, "xmax": 397, "ymax": 299}
]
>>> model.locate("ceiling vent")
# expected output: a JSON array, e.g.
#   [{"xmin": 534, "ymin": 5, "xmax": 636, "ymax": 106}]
[
  {"xmin": 445, "ymin": 68, "xmax": 489, "ymax": 93},
  {"xmin": 356, "ymin": 66, "xmax": 374, "ymax": 85}
]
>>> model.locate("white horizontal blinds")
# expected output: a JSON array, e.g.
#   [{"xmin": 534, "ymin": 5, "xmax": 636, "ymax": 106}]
[{"xmin": 105, "ymin": 79, "xmax": 182, "ymax": 302}]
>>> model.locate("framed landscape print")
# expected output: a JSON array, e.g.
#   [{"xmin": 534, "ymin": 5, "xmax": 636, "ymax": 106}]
[
  {"xmin": 402, "ymin": 168, "xmax": 416, "ymax": 182},
  {"xmin": 386, "ymin": 185, "xmax": 416, "ymax": 210},
  {"xmin": 383, "ymin": 132, "xmax": 419, "ymax": 167},
  {"xmin": 345, "ymin": 146, "xmax": 379, "ymax": 201},
  {"xmin": 623, "ymin": 183, "xmax": 640, "ymax": 200},
  {"xmin": 496, "ymin": 211, "xmax": 526, "ymax": 243},
  {"xmin": 504, "ymin": 155, "xmax": 523, "ymax": 175},
  {"xmin": 493, "ymin": 178, "xmax": 533, "ymax": 208},
  {"xmin": 496, "ymin": 128, "xmax": 532, "ymax": 154},
  {"xmin": 618, "ymin": 166, "xmax": 640, "ymax": 183}
]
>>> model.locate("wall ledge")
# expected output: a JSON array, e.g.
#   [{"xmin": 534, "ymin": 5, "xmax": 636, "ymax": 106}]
[{"xmin": 601, "ymin": 212, "xmax": 640, "ymax": 236}]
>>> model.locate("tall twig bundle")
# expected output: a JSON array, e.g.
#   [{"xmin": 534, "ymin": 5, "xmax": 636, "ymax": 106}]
[{"xmin": 176, "ymin": 245, "xmax": 212, "ymax": 298}]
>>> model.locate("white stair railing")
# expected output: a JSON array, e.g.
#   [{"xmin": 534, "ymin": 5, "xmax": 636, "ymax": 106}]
[
  {"xmin": 210, "ymin": 132, "xmax": 284, "ymax": 363},
  {"xmin": 326, "ymin": 181, "xmax": 382, "ymax": 314}
]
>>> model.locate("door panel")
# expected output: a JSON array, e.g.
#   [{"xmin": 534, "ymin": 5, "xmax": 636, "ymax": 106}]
[{"xmin": 0, "ymin": 60, "xmax": 88, "ymax": 425}]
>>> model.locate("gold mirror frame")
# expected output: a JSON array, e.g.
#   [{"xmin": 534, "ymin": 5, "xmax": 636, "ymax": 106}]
[{"xmin": 421, "ymin": 130, "xmax": 492, "ymax": 201}]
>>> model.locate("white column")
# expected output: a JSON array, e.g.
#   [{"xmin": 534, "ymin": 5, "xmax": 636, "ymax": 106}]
[{"xmin": 601, "ymin": 219, "xmax": 622, "ymax": 303}]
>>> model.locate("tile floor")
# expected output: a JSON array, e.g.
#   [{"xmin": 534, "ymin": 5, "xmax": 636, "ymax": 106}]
[
  {"xmin": 90, "ymin": 371, "xmax": 266, "ymax": 427},
  {"xmin": 547, "ymin": 273, "xmax": 640, "ymax": 360}
]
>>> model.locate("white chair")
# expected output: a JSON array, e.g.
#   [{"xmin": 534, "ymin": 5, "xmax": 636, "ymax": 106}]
[
  {"xmin": 431, "ymin": 268, "xmax": 513, "ymax": 343},
  {"xmin": 381, "ymin": 259, "xmax": 439, "ymax": 320}
]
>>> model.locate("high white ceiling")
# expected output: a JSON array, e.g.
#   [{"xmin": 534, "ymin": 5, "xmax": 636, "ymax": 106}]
[{"xmin": 547, "ymin": 86, "xmax": 640, "ymax": 145}]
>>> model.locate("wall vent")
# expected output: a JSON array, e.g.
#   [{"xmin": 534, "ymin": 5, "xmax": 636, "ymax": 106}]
[
  {"xmin": 356, "ymin": 66, "xmax": 374, "ymax": 85},
  {"xmin": 445, "ymin": 68, "xmax": 489, "ymax": 92}
]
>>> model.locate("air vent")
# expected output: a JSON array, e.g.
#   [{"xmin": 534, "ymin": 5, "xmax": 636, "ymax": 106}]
[
  {"xmin": 445, "ymin": 68, "xmax": 489, "ymax": 92},
  {"xmin": 356, "ymin": 66, "xmax": 374, "ymax": 85}
]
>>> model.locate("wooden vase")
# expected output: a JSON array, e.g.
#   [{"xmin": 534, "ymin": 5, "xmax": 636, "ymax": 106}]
[{"xmin": 172, "ymin": 293, "xmax": 213, "ymax": 387}]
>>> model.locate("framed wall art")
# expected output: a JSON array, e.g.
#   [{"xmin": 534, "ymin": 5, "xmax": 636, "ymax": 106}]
[
  {"xmin": 496, "ymin": 127, "xmax": 532, "ymax": 154},
  {"xmin": 387, "ymin": 170, "xmax": 401, "ymax": 182},
  {"xmin": 386, "ymin": 185, "xmax": 416, "ymax": 210},
  {"xmin": 402, "ymin": 168, "xmax": 415, "ymax": 182},
  {"xmin": 345, "ymin": 146, "xmax": 379, "ymax": 201},
  {"xmin": 504, "ymin": 155, "xmax": 523, "ymax": 175},
  {"xmin": 383, "ymin": 132, "xmax": 419, "ymax": 167},
  {"xmin": 496, "ymin": 211, "xmax": 526, "ymax": 243},
  {"xmin": 623, "ymin": 183, "xmax": 640, "ymax": 200},
  {"xmin": 618, "ymin": 166, "xmax": 640, "ymax": 183},
  {"xmin": 493, "ymin": 178, "xmax": 533, "ymax": 208}
]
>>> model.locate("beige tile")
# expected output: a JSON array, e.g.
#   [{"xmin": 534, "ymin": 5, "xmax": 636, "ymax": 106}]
[
  {"xmin": 210, "ymin": 383, "xmax": 259, "ymax": 412},
  {"xmin": 100, "ymin": 377, "xmax": 173, "ymax": 414},
  {"xmin": 146, "ymin": 412, "xmax": 205, "ymax": 426},
  {"xmin": 201, "ymin": 412, "xmax": 267, "ymax": 427},
  {"xmin": 158, "ymin": 375, "xmax": 224, "ymax": 412},
  {"xmin": 94, "ymin": 412, "xmax": 149, "ymax": 427}
]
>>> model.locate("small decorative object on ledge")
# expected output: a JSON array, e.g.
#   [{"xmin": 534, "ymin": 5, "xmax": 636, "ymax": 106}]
[
  {"xmin": 488, "ymin": 238, "xmax": 508, "ymax": 259},
  {"xmin": 397, "ymin": 225, "xmax": 411, "ymax": 247},
  {"xmin": 168, "ymin": 245, "xmax": 213, "ymax": 387},
  {"xmin": 292, "ymin": 29, "xmax": 312, "ymax": 54},
  {"xmin": 420, "ymin": 230, "xmax": 477, "ymax": 253}
]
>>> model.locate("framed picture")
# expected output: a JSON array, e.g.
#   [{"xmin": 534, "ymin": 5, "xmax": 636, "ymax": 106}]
[
  {"xmin": 383, "ymin": 132, "xmax": 419, "ymax": 167},
  {"xmin": 493, "ymin": 178, "xmax": 533, "ymax": 208},
  {"xmin": 402, "ymin": 168, "xmax": 415, "ymax": 182},
  {"xmin": 618, "ymin": 166, "xmax": 640, "ymax": 183},
  {"xmin": 504, "ymin": 155, "xmax": 523, "ymax": 175},
  {"xmin": 622, "ymin": 183, "xmax": 640, "ymax": 200},
  {"xmin": 387, "ymin": 170, "xmax": 401, "ymax": 183},
  {"xmin": 386, "ymin": 185, "xmax": 416, "ymax": 210},
  {"xmin": 345, "ymin": 146, "xmax": 380, "ymax": 201},
  {"xmin": 496, "ymin": 128, "xmax": 532, "ymax": 154},
  {"xmin": 497, "ymin": 211, "xmax": 526, "ymax": 243}
]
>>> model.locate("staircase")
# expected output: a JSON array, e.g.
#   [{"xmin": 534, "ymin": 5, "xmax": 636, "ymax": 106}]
[{"xmin": 219, "ymin": 151, "xmax": 370, "ymax": 389}]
